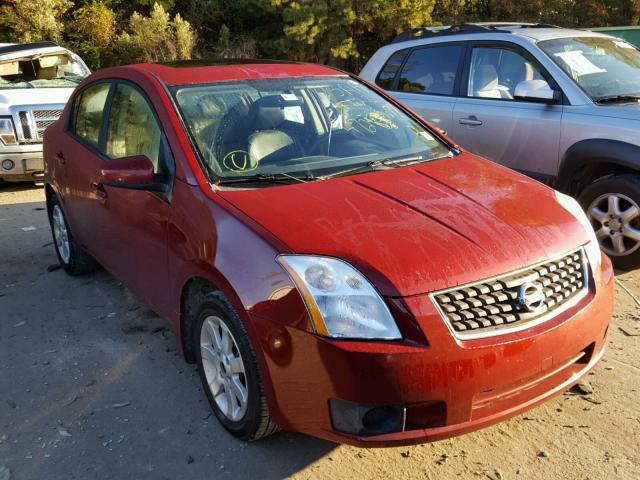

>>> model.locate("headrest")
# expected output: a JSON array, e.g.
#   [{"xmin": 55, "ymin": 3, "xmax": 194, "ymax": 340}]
[
  {"xmin": 250, "ymin": 95, "xmax": 303, "ymax": 130},
  {"xmin": 248, "ymin": 130, "xmax": 294, "ymax": 165},
  {"xmin": 474, "ymin": 64, "xmax": 499, "ymax": 92}
]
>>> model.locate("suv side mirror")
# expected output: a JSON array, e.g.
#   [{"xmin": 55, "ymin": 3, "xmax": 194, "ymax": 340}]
[
  {"xmin": 101, "ymin": 155, "xmax": 167, "ymax": 192},
  {"xmin": 514, "ymin": 80, "xmax": 561, "ymax": 104}
]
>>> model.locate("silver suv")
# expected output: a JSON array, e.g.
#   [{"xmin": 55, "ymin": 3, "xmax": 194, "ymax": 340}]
[{"xmin": 361, "ymin": 23, "xmax": 640, "ymax": 269}]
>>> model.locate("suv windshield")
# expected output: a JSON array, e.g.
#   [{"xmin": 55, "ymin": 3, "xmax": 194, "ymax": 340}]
[
  {"xmin": 172, "ymin": 76, "xmax": 452, "ymax": 183},
  {"xmin": 539, "ymin": 36, "xmax": 640, "ymax": 101},
  {"xmin": 0, "ymin": 52, "xmax": 89, "ymax": 89}
]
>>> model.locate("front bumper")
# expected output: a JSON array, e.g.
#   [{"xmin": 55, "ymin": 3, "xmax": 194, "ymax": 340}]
[
  {"xmin": 0, "ymin": 147, "xmax": 44, "ymax": 181},
  {"xmin": 252, "ymin": 254, "xmax": 614, "ymax": 447}
]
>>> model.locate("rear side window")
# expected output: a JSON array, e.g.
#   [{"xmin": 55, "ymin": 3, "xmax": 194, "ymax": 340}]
[
  {"xmin": 74, "ymin": 83, "xmax": 110, "ymax": 146},
  {"xmin": 106, "ymin": 84, "xmax": 163, "ymax": 174},
  {"xmin": 398, "ymin": 45, "xmax": 464, "ymax": 95},
  {"xmin": 375, "ymin": 49, "xmax": 408, "ymax": 89}
]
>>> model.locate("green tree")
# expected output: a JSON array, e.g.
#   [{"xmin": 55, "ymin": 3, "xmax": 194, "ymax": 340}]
[
  {"xmin": 113, "ymin": 2, "xmax": 196, "ymax": 64},
  {"xmin": 0, "ymin": 0, "xmax": 73, "ymax": 43},
  {"xmin": 66, "ymin": 1, "xmax": 117, "ymax": 69},
  {"xmin": 273, "ymin": 0, "xmax": 436, "ymax": 69}
]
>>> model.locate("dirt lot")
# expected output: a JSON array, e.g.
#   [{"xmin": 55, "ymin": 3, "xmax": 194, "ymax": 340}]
[{"xmin": 1, "ymin": 184, "xmax": 639, "ymax": 480}]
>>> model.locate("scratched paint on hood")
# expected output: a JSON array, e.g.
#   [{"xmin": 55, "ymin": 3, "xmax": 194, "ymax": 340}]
[{"xmin": 218, "ymin": 154, "xmax": 589, "ymax": 297}]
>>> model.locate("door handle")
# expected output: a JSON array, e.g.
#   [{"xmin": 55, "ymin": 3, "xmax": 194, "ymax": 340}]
[
  {"xmin": 459, "ymin": 116, "xmax": 483, "ymax": 126},
  {"xmin": 91, "ymin": 181, "xmax": 108, "ymax": 203},
  {"xmin": 55, "ymin": 151, "xmax": 65, "ymax": 165}
]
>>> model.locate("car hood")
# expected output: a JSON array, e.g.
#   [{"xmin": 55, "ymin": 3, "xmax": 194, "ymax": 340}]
[
  {"xmin": 218, "ymin": 153, "xmax": 590, "ymax": 297},
  {"xmin": 592, "ymin": 102, "xmax": 640, "ymax": 121},
  {"xmin": 0, "ymin": 88, "xmax": 75, "ymax": 113}
]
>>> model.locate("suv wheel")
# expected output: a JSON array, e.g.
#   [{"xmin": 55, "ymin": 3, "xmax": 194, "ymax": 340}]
[
  {"xmin": 579, "ymin": 174, "xmax": 640, "ymax": 270},
  {"xmin": 47, "ymin": 195, "xmax": 100, "ymax": 275},
  {"xmin": 194, "ymin": 291, "xmax": 278, "ymax": 441}
]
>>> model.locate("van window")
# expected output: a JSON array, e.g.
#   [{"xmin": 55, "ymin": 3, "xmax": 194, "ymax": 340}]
[
  {"xmin": 376, "ymin": 49, "xmax": 408, "ymax": 89},
  {"xmin": 398, "ymin": 45, "xmax": 464, "ymax": 95}
]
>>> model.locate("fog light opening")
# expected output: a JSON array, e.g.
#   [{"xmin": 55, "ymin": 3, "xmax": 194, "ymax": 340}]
[
  {"xmin": 329, "ymin": 399, "xmax": 405, "ymax": 436},
  {"xmin": 1, "ymin": 159, "xmax": 15, "ymax": 171}
]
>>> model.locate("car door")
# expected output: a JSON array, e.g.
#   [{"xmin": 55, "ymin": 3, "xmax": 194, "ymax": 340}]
[
  {"xmin": 382, "ymin": 43, "xmax": 466, "ymax": 135},
  {"xmin": 59, "ymin": 81, "xmax": 113, "ymax": 252},
  {"xmin": 451, "ymin": 42, "xmax": 563, "ymax": 181},
  {"xmin": 95, "ymin": 81, "xmax": 176, "ymax": 316}
]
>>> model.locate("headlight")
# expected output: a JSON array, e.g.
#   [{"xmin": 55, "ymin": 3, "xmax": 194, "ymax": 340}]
[
  {"xmin": 0, "ymin": 117, "xmax": 17, "ymax": 145},
  {"xmin": 277, "ymin": 255, "xmax": 402, "ymax": 340},
  {"xmin": 555, "ymin": 191, "xmax": 601, "ymax": 270}
]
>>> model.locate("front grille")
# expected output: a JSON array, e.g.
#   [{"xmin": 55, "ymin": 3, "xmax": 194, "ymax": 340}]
[
  {"xmin": 11, "ymin": 106, "xmax": 64, "ymax": 143},
  {"xmin": 433, "ymin": 249, "xmax": 588, "ymax": 338},
  {"xmin": 18, "ymin": 111, "xmax": 32, "ymax": 139}
]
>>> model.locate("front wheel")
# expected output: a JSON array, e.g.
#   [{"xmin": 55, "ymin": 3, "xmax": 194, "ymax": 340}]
[
  {"xmin": 194, "ymin": 291, "xmax": 278, "ymax": 441},
  {"xmin": 579, "ymin": 174, "xmax": 640, "ymax": 270},
  {"xmin": 47, "ymin": 195, "xmax": 100, "ymax": 275}
]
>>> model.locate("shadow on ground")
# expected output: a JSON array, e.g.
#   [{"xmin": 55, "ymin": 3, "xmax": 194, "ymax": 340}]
[{"xmin": 0, "ymin": 186, "xmax": 336, "ymax": 480}]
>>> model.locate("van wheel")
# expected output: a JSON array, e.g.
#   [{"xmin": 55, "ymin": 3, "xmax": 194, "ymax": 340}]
[
  {"xmin": 579, "ymin": 174, "xmax": 640, "ymax": 270},
  {"xmin": 194, "ymin": 291, "xmax": 279, "ymax": 441},
  {"xmin": 47, "ymin": 195, "xmax": 100, "ymax": 275}
]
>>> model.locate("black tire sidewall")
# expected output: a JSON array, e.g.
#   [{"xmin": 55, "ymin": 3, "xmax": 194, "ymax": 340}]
[
  {"xmin": 578, "ymin": 174, "xmax": 640, "ymax": 270},
  {"xmin": 194, "ymin": 294, "xmax": 263, "ymax": 440}
]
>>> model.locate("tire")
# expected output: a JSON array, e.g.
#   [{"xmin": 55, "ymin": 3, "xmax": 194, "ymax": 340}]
[
  {"xmin": 578, "ymin": 174, "xmax": 640, "ymax": 270},
  {"xmin": 47, "ymin": 195, "xmax": 100, "ymax": 275},
  {"xmin": 194, "ymin": 291, "xmax": 278, "ymax": 441}
]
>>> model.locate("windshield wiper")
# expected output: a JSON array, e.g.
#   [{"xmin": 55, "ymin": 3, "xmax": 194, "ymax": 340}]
[
  {"xmin": 217, "ymin": 172, "xmax": 316, "ymax": 185},
  {"xmin": 381, "ymin": 154, "xmax": 429, "ymax": 168},
  {"xmin": 594, "ymin": 94, "xmax": 640, "ymax": 104},
  {"xmin": 317, "ymin": 160, "xmax": 385, "ymax": 180}
]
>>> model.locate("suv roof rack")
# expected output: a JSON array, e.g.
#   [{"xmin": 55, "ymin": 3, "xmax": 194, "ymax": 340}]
[
  {"xmin": 0, "ymin": 41, "xmax": 60, "ymax": 56},
  {"xmin": 391, "ymin": 23, "xmax": 561, "ymax": 43}
]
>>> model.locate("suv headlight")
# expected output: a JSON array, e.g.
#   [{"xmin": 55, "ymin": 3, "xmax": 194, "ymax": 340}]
[
  {"xmin": 555, "ymin": 191, "xmax": 601, "ymax": 270},
  {"xmin": 0, "ymin": 117, "xmax": 17, "ymax": 145},
  {"xmin": 278, "ymin": 255, "xmax": 402, "ymax": 340}
]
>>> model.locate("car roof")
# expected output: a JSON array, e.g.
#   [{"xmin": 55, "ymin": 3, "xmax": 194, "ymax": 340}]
[
  {"xmin": 509, "ymin": 27, "xmax": 611, "ymax": 41},
  {"xmin": 132, "ymin": 60, "xmax": 344, "ymax": 86},
  {"xmin": 389, "ymin": 24, "xmax": 613, "ymax": 48}
]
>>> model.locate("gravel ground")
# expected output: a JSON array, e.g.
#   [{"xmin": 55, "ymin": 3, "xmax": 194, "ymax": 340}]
[{"xmin": 1, "ymin": 184, "xmax": 639, "ymax": 480}]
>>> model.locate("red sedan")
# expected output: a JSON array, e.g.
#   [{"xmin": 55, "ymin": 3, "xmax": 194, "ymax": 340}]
[{"xmin": 43, "ymin": 61, "xmax": 614, "ymax": 447}]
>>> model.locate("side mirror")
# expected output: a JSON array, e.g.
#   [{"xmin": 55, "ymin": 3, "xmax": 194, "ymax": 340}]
[
  {"xmin": 514, "ymin": 80, "xmax": 561, "ymax": 104},
  {"xmin": 101, "ymin": 155, "xmax": 167, "ymax": 192}
]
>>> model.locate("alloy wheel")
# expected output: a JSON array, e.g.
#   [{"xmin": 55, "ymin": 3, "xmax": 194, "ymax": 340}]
[
  {"xmin": 200, "ymin": 315, "xmax": 249, "ymax": 422},
  {"xmin": 52, "ymin": 204, "xmax": 71, "ymax": 264},
  {"xmin": 588, "ymin": 192, "xmax": 640, "ymax": 256}
]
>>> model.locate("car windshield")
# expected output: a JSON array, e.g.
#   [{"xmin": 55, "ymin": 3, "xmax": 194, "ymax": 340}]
[
  {"xmin": 0, "ymin": 52, "xmax": 89, "ymax": 89},
  {"xmin": 172, "ymin": 76, "xmax": 453, "ymax": 183},
  {"xmin": 539, "ymin": 36, "xmax": 640, "ymax": 101}
]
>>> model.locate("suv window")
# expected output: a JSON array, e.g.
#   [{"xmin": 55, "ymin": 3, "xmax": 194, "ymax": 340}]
[
  {"xmin": 74, "ymin": 83, "xmax": 110, "ymax": 146},
  {"xmin": 106, "ymin": 84, "xmax": 163, "ymax": 173},
  {"xmin": 376, "ymin": 49, "xmax": 408, "ymax": 89},
  {"xmin": 397, "ymin": 45, "xmax": 464, "ymax": 95},
  {"xmin": 467, "ymin": 47, "xmax": 546, "ymax": 100}
]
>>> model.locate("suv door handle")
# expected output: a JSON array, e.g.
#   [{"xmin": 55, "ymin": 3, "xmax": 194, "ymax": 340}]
[
  {"xmin": 459, "ymin": 116, "xmax": 483, "ymax": 126},
  {"xmin": 55, "ymin": 151, "xmax": 65, "ymax": 165},
  {"xmin": 91, "ymin": 181, "xmax": 108, "ymax": 203}
]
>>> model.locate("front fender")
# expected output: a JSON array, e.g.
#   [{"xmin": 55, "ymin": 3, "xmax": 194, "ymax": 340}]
[{"xmin": 558, "ymin": 138, "xmax": 640, "ymax": 192}]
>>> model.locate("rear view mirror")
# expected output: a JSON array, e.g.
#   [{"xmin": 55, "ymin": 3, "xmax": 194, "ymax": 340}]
[
  {"xmin": 514, "ymin": 80, "xmax": 561, "ymax": 104},
  {"xmin": 101, "ymin": 155, "xmax": 167, "ymax": 192}
]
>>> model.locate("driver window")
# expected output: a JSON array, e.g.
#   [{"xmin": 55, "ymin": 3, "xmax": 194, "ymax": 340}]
[
  {"xmin": 106, "ymin": 84, "xmax": 163, "ymax": 174},
  {"xmin": 468, "ymin": 47, "xmax": 547, "ymax": 100}
]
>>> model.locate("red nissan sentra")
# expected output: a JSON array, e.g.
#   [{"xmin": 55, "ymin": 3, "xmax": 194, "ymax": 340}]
[{"xmin": 43, "ymin": 60, "xmax": 614, "ymax": 447}]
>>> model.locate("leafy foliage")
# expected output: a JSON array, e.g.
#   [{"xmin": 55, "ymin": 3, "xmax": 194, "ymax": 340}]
[
  {"xmin": 67, "ymin": 1, "xmax": 117, "ymax": 68},
  {"xmin": 0, "ymin": 0, "xmax": 72, "ymax": 43},
  {"xmin": 1, "ymin": 0, "xmax": 640, "ymax": 71},
  {"xmin": 113, "ymin": 3, "xmax": 196, "ymax": 64}
]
